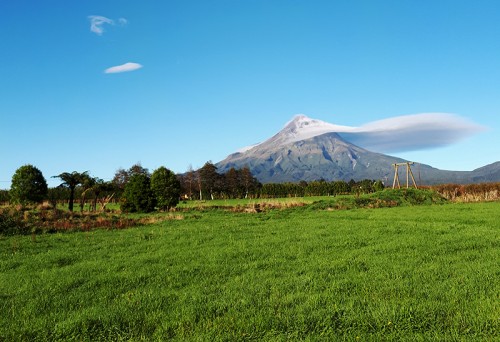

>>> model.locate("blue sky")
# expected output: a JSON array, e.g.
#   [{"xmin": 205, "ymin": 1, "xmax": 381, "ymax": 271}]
[{"xmin": 1, "ymin": 0, "xmax": 499, "ymax": 188}]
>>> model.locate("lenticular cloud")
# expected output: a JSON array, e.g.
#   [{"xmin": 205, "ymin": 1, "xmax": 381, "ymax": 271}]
[
  {"xmin": 239, "ymin": 113, "xmax": 484, "ymax": 154},
  {"xmin": 104, "ymin": 62, "xmax": 143, "ymax": 74},
  {"xmin": 337, "ymin": 113, "xmax": 485, "ymax": 153}
]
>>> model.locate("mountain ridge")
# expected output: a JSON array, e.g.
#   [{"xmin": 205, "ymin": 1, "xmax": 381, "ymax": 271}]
[{"xmin": 216, "ymin": 115, "xmax": 499, "ymax": 184}]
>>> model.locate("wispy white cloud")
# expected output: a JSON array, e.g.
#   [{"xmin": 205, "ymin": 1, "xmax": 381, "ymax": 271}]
[
  {"xmin": 104, "ymin": 62, "xmax": 143, "ymax": 74},
  {"xmin": 88, "ymin": 15, "xmax": 113, "ymax": 35},
  {"xmin": 88, "ymin": 15, "xmax": 128, "ymax": 35}
]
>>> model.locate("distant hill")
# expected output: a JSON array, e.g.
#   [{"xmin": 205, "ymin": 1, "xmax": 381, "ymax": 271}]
[
  {"xmin": 216, "ymin": 115, "xmax": 499, "ymax": 185},
  {"xmin": 469, "ymin": 162, "xmax": 500, "ymax": 183}
]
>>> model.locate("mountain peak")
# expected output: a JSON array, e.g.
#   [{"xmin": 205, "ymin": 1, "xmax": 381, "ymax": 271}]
[
  {"xmin": 284, "ymin": 114, "xmax": 319, "ymax": 130},
  {"xmin": 276, "ymin": 114, "xmax": 350, "ymax": 146},
  {"xmin": 237, "ymin": 114, "xmax": 352, "ymax": 153}
]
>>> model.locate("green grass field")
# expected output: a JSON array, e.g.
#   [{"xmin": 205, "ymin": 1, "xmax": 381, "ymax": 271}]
[
  {"xmin": 1, "ymin": 200, "xmax": 499, "ymax": 341},
  {"xmin": 176, "ymin": 196, "xmax": 323, "ymax": 209}
]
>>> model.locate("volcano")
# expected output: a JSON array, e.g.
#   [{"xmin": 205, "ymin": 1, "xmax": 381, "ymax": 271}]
[{"xmin": 216, "ymin": 115, "xmax": 499, "ymax": 184}]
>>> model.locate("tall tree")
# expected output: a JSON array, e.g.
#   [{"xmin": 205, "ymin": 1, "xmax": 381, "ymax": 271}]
[
  {"xmin": 241, "ymin": 166, "xmax": 258, "ymax": 198},
  {"xmin": 53, "ymin": 171, "xmax": 89, "ymax": 212},
  {"xmin": 128, "ymin": 163, "xmax": 149, "ymax": 177},
  {"xmin": 121, "ymin": 173, "xmax": 155, "ymax": 213},
  {"xmin": 112, "ymin": 168, "xmax": 129, "ymax": 190},
  {"xmin": 195, "ymin": 170, "xmax": 202, "ymax": 200},
  {"xmin": 10, "ymin": 164, "xmax": 48, "ymax": 206},
  {"xmin": 151, "ymin": 166, "xmax": 181, "ymax": 211},
  {"xmin": 199, "ymin": 161, "xmax": 219, "ymax": 200},
  {"xmin": 112, "ymin": 163, "xmax": 150, "ymax": 190},
  {"xmin": 225, "ymin": 167, "xmax": 240, "ymax": 198}
]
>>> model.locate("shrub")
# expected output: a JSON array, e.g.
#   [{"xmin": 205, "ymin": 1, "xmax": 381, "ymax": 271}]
[
  {"xmin": 0, "ymin": 189, "xmax": 9, "ymax": 204},
  {"xmin": 369, "ymin": 188, "xmax": 446, "ymax": 205},
  {"xmin": 0, "ymin": 207, "xmax": 31, "ymax": 235}
]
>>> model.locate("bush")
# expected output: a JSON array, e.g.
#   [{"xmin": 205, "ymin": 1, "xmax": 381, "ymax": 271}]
[
  {"xmin": 374, "ymin": 188, "xmax": 446, "ymax": 205},
  {"xmin": 309, "ymin": 189, "xmax": 446, "ymax": 211},
  {"xmin": 431, "ymin": 183, "xmax": 500, "ymax": 202},
  {"xmin": 0, "ymin": 207, "xmax": 31, "ymax": 235}
]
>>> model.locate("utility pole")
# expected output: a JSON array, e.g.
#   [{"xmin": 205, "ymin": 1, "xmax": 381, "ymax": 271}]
[{"xmin": 392, "ymin": 162, "xmax": 418, "ymax": 189}]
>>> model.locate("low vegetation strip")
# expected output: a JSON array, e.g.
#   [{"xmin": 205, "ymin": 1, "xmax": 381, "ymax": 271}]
[
  {"xmin": 1, "ymin": 201, "xmax": 498, "ymax": 340},
  {"xmin": 429, "ymin": 182, "xmax": 500, "ymax": 202},
  {"xmin": 1, "ymin": 189, "xmax": 442, "ymax": 235},
  {"xmin": 177, "ymin": 188, "xmax": 446, "ymax": 212}
]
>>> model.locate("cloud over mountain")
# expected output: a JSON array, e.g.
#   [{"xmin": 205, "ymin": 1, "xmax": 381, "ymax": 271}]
[
  {"xmin": 218, "ymin": 114, "xmax": 492, "ymax": 184},
  {"xmin": 338, "ymin": 113, "xmax": 485, "ymax": 153},
  {"xmin": 242, "ymin": 113, "xmax": 484, "ymax": 154}
]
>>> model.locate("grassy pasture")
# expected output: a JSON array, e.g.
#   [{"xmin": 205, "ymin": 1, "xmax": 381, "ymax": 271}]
[
  {"xmin": 1, "ymin": 201, "xmax": 499, "ymax": 341},
  {"xmin": 176, "ymin": 196, "xmax": 323, "ymax": 209}
]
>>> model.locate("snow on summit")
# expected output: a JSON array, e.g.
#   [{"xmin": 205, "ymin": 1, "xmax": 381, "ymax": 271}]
[
  {"xmin": 279, "ymin": 114, "xmax": 354, "ymax": 144},
  {"xmin": 237, "ymin": 114, "xmax": 350, "ymax": 152}
]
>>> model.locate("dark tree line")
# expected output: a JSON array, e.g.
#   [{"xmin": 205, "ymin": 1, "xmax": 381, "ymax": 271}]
[
  {"xmin": 177, "ymin": 162, "xmax": 385, "ymax": 200},
  {"xmin": 4, "ymin": 163, "xmax": 386, "ymax": 209},
  {"xmin": 120, "ymin": 165, "xmax": 181, "ymax": 213},
  {"xmin": 259, "ymin": 179, "xmax": 384, "ymax": 198},
  {"xmin": 4, "ymin": 163, "xmax": 181, "ymax": 213},
  {"xmin": 177, "ymin": 162, "xmax": 260, "ymax": 200}
]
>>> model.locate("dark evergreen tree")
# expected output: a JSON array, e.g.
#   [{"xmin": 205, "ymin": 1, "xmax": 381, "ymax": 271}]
[
  {"xmin": 151, "ymin": 166, "xmax": 181, "ymax": 211},
  {"xmin": 10, "ymin": 164, "xmax": 48, "ymax": 205},
  {"xmin": 240, "ymin": 166, "xmax": 259, "ymax": 198},
  {"xmin": 225, "ymin": 167, "xmax": 240, "ymax": 198},
  {"xmin": 199, "ymin": 161, "xmax": 219, "ymax": 200},
  {"xmin": 121, "ymin": 173, "xmax": 155, "ymax": 213}
]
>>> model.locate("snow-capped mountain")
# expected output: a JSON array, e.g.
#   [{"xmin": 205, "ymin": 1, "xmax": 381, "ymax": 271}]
[
  {"xmin": 240, "ymin": 114, "xmax": 354, "ymax": 151},
  {"xmin": 216, "ymin": 115, "xmax": 498, "ymax": 184}
]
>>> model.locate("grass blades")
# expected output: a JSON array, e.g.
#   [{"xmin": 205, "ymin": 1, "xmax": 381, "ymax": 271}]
[{"xmin": 1, "ymin": 202, "xmax": 499, "ymax": 340}]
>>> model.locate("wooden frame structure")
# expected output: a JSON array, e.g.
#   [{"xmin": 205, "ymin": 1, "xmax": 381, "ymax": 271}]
[{"xmin": 392, "ymin": 162, "xmax": 418, "ymax": 189}]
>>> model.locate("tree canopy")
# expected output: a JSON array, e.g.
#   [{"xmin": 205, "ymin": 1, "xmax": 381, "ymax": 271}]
[
  {"xmin": 53, "ymin": 171, "xmax": 89, "ymax": 211},
  {"xmin": 10, "ymin": 164, "xmax": 48, "ymax": 205},
  {"xmin": 112, "ymin": 163, "xmax": 150, "ymax": 190},
  {"xmin": 151, "ymin": 166, "xmax": 181, "ymax": 211},
  {"xmin": 121, "ymin": 173, "xmax": 156, "ymax": 213}
]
